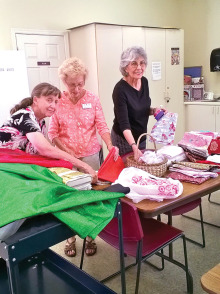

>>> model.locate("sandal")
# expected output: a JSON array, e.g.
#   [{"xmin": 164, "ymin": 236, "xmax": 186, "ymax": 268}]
[
  {"xmin": 64, "ymin": 238, "xmax": 76, "ymax": 257},
  {"xmin": 85, "ymin": 239, "xmax": 97, "ymax": 256}
]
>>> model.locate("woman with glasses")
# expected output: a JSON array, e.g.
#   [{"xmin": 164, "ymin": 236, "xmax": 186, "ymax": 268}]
[
  {"xmin": 0, "ymin": 82, "xmax": 97, "ymax": 241},
  {"xmin": 111, "ymin": 46, "xmax": 163, "ymax": 161},
  {"xmin": 48, "ymin": 57, "xmax": 119, "ymax": 258}
]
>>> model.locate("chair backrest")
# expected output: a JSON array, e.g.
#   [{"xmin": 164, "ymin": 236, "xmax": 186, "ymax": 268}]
[{"xmin": 99, "ymin": 199, "xmax": 144, "ymax": 245}]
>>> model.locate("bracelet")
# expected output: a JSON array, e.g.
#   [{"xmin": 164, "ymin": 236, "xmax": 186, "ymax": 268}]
[{"xmin": 130, "ymin": 143, "xmax": 136, "ymax": 147}]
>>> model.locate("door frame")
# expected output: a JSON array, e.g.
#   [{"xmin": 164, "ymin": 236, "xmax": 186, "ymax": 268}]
[{"xmin": 11, "ymin": 28, "xmax": 70, "ymax": 58}]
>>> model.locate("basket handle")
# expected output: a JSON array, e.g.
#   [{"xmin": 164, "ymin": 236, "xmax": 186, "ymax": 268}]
[{"xmin": 136, "ymin": 133, "xmax": 157, "ymax": 153}]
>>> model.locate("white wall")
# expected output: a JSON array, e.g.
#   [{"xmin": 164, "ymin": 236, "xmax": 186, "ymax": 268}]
[
  {"xmin": 1, "ymin": 0, "xmax": 220, "ymax": 95},
  {"xmin": 0, "ymin": 0, "xmax": 181, "ymax": 50},
  {"xmin": 178, "ymin": 0, "xmax": 220, "ymax": 95}
]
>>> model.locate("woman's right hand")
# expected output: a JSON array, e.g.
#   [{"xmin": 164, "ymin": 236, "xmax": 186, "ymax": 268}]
[
  {"xmin": 82, "ymin": 164, "xmax": 98, "ymax": 184},
  {"xmin": 132, "ymin": 144, "xmax": 143, "ymax": 161}
]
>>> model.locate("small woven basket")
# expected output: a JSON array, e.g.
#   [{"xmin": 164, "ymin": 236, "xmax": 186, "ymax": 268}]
[{"xmin": 126, "ymin": 133, "xmax": 168, "ymax": 177}]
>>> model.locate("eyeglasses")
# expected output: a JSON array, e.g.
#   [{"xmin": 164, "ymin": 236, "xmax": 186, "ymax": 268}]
[{"xmin": 130, "ymin": 61, "xmax": 146, "ymax": 68}]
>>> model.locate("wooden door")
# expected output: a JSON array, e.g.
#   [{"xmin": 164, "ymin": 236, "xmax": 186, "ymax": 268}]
[{"xmin": 15, "ymin": 33, "xmax": 68, "ymax": 92}]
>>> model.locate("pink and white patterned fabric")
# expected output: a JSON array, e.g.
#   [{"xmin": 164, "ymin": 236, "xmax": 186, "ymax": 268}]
[
  {"xmin": 167, "ymin": 172, "xmax": 209, "ymax": 185},
  {"xmin": 48, "ymin": 90, "xmax": 110, "ymax": 158},
  {"xmin": 150, "ymin": 112, "xmax": 178, "ymax": 145},
  {"xmin": 178, "ymin": 131, "xmax": 215, "ymax": 158},
  {"xmin": 114, "ymin": 167, "xmax": 183, "ymax": 203}
]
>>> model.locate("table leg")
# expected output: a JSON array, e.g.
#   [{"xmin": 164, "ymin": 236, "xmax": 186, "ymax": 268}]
[
  {"xmin": 168, "ymin": 212, "xmax": 173, "ymax": 259},
  {"xmin": 117, "ymin": 200, "xmax": 126, "ymax": 294}
]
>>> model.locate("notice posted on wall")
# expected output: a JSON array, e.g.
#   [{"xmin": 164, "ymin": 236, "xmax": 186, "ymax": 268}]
[
  {"xmin": 171, "ymin": 48, "xmax": 180, "ymax": 65},
  {"xmin": 0, "ymin": 50, "xmax": 30, "ymax": 125},
  {"xmin": 151, "ymin": 62, "xmax": 161, "ymax": 80}
]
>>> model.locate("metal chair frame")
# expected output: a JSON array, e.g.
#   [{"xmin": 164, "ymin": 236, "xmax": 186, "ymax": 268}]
[
  {"xmin": 182, "ymin": 194, "xmax": 220, "ymax": 229},
  {"xmin": 208, "ymin": 193, "xmax": 220, "ymax": 206},
  {"xmin": 81, "ymin": 199, "xmax": 193, "ymax": 294}
]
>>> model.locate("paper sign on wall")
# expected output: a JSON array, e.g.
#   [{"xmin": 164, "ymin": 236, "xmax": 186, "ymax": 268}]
[
  {"xmin": 152, "ymin": 62, "xmax": 161, "ymax": 80},
  {"xmin": 0, "ymin": 50, "xmax": 30, "ymax": 125}
]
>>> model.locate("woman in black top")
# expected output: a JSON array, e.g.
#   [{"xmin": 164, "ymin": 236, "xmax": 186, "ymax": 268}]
[{"xmin": 111, "ymin": 46, "xmax": 162, "ymax": 160}]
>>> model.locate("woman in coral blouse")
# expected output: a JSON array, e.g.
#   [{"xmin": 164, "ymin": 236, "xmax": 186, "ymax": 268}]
[{"xmin": 48, "ymin": 57, "xmax": 119, "ymax": 258}]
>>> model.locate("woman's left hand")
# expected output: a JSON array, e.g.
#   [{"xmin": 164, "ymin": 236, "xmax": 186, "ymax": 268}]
[
  {"xmin": 154, "ymin": 106, "xmax": 167, "ymax": 114},
  {"xmin": 108, "ymin": 146, "xmax": 119, "ymax": 161}
]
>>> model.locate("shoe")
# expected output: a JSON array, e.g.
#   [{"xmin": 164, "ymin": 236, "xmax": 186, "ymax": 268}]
[
  {"xmin": 85, "ymin": 238, "xmax": 97, "ymax": 256},
  {"xmin": 64, "ymin": 238, "xmax": 76, "ymax": 257}
]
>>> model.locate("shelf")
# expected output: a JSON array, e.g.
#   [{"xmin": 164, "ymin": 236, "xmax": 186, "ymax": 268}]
[{"xmin": 0, "ymin": 250, "xmax": 116, "ymax": 294}]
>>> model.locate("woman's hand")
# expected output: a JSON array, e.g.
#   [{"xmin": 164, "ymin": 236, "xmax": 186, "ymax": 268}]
[
  {"xmin": 108, "ymin": 145, "xmax": 119, "ymax": 161},
  {"xmin": 132, "ymin": 144, "xmax": 143, "ymax": 161},
  {"xmin": 154, "ymin": 106, "xmax": 167, "ymax": 115},
  {"xmin": 82, "ymin": 164, "xmax": 98, "ymax": 184}
]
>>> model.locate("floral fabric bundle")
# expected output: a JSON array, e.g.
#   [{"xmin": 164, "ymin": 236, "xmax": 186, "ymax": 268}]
[{"xmin": 114, "ymin": 167, "xmax": 183, "ymax": 203}]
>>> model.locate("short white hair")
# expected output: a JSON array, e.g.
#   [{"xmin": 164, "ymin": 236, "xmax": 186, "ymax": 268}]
[
  {"xmin": 119, "ymin": 46, "xmax": 147, "ymax": 76},
  {"xmin": 58, "ymin": 57, "xmax": 88, "ymax": 82}
]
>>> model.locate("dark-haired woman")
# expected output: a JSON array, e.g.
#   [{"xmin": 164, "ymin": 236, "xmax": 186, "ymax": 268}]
[
  {"xmin": 0, "ymin": 82, "xmax": 97, "ymax": 179},
  {"xmin": 0, "ymin": 82, "xmax": 97, "ymax": 241}
]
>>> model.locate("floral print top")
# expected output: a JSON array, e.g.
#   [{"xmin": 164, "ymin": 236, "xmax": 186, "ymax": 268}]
[
  {"xmin": 48, "ymin": 90, "xmax": 110, "ymax": 158},
  {"xmin": 0, "ymin": 107, "xmax": 46, "ymax": 154}
]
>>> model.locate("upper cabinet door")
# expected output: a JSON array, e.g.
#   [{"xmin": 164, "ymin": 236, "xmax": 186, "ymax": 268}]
[
  {"xmin": 95, "ymin": 24, "xmax": 123, "ymax": 132},
  {"xmin": 144, "ymin": 28, "xmax": 166, "ymax": 140},
  {"xmin": 145, "ymin": 28, "xmax": 166, "ymax": 107},
  {"xmin": 165, "ymin": 29, "xmax": 184, "ymax": 142},
  {"xmin": 69, "ymin": 25, "xmax": 99, "ymax": 95},
  {"xmin": 122, "ymin": 26, "xmax": 145, "ymax": 49}
]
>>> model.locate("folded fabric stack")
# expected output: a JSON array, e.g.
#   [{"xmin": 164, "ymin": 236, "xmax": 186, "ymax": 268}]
[
  {"xmin": 178, "ymin": 131, "xmax": 216, "ymax": 161},
  {"xmin": 178, "ymin": 131, "xmax": 218, "ymax": 162},
  {"xmin": 156, "ymin": 145, "xmax": 186, "ymax": 166},
  {"xmin": 168, "ymin": 162, "xmax": 218, "ymax": 184},
  {"xmin": 114, "ymin": 167, "xmax": 183, "ymax": 203},
  {"xmin": 49, "ymin": 167, "xmax": 92, "ymax": 190}
]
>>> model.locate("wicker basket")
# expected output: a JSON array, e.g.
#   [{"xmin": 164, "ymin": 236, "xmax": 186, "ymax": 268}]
[{"xmin": 126, "ymin": 133, "xmax": 168, "ymax": 177}]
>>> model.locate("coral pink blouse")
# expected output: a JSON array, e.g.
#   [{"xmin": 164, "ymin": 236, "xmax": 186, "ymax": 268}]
[{"xmin": 48, "ymin": 90, "xmax": 110, "ymax": 158}]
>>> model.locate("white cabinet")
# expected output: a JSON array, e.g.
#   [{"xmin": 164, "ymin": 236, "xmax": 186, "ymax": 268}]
[
  {"xmin": 69, "ymin": 23, "xmax": 184, "ymax": 154},
  {"xmin": 185, "ymin": 104, "xmax": 220, "ymax": 132}
]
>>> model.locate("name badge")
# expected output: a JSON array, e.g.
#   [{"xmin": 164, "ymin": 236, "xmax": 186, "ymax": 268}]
[{"xmin": 82, "ymin": 103, "xmax": 92, "ymax": 109}]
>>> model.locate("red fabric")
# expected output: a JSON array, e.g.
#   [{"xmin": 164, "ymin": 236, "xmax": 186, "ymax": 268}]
[
  {"xmin": 197, "ymin": 160, "xmax": 220, "ymax": 166},
  {"xmin": 98, "ymin": 148, "xmax": 125, "ymax": 182},
  {"xmin": 0, "ymin": 148, "xmax": 73, "ymax": 169},
  {"xmin": 208, "ymin": 137, "xmax": 220, "ymax": 155},
  {"xmin": 167, "ymin": 171, "xmax": 208, "ymax": 184}
]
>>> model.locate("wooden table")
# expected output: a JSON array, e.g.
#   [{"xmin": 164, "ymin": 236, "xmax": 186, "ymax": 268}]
[
  {"xmin": 201, "ymin": 263, "xmax": 220, "ymax": 294},
  {"xmin": 123, "ymin": 175, "xmax": 220, "ymax": 218}
]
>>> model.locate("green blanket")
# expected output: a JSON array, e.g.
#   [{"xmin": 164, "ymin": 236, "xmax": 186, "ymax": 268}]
[{"xmin": 0, "ymin": 163, "xmax": 124, "ymax": 239}]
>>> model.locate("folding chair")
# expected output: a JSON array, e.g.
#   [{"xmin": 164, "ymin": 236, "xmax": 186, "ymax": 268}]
[
  {"xmin": 82, "ymin": 199, "xmax": 193, "ymax": 294},
  {"xmin": 162, "ymin": 198, "xmax": 206, "ymax": 248},
  {"xmin": 208, "ymin": 193, "xmax": 220, "ymax": 205},
  {"xmin": 166, "ymin": 194, "xmax": 220, "ymax": 234}
]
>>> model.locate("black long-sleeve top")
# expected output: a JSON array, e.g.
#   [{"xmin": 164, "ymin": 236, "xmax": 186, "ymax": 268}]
[{"xmin": 112, "ymin": 76, "xmax": 151, "ymax": 142}]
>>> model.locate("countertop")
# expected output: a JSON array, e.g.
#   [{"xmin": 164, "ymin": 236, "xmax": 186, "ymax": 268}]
[{"xmin": 184, "ymin": 101, "xmax": 220, "ymax": 105}]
